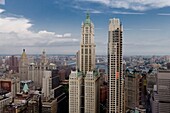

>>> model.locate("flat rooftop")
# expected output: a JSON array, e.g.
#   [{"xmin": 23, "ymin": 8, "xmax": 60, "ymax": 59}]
[{"xmin": 158, "ymin": 70, "xmax": 170, "ymax": 79}]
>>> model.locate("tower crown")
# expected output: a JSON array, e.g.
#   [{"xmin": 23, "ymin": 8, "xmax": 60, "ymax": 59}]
[
  {"xmin": 21, "ymin": 49, "xmax": 27, "ymax": 59},
  {"xmin": 84, "ymin": 11, "xmax": 91, "ymax": 25},
  {"xmin": 42, "ymin": 49, "xmax": 46, "ymax": 55}
]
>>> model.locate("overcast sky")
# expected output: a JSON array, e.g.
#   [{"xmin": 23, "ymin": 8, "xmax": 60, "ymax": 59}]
[{"xmin": 0, "ymin": 0, "xmax": 170, "ymax": 55}]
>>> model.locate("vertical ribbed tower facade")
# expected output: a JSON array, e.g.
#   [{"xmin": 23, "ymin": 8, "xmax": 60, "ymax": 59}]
[
  {"xmin": 69, "ymin": 71, "xmax": 83, "ymax": 113},
  {"xmin": 108, "ymin": 18, "xmax": 124, "ymax": 113},
  {"xmin": 82, "ymin": 12, "xmax": 100, "ymax": 113},
  {"xmin": 69, "ymin": 13, "xmax": 100, "ymax": 113},
  {"xmin": 84, "ymin": 71, "xmax": 100, "ymax": 113},
  {"xmin": 79, "ymin": 12, "xmax": 96, "ymax": 73}
]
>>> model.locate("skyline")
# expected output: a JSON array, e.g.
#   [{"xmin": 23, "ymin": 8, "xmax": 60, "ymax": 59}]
[{"xmin": 0, "ymin": 0, "xmax": 170, "ymax": 55}]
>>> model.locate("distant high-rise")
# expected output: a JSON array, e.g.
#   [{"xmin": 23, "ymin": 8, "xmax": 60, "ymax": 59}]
[
  {"xmin": 41, "ymin": 49, "xmax": 48, "ymax": 66},
  {"xmin": 19, "ymin": 49, "xmax": 29, "ymax": 81},
  {"xmin": 151, "ymin": 70, "xmax": 170, "ymax": 113},
  {"xmin": 108, "ymin": 18, "xmax": 124, "ymax": 113},
  {"xmin": 28, "ymin": 50, "xmax": 48, "ymax": 88},
  {"xmin": 8, "ymin": 55, "xmax": 19, "ymax": 73},
  {"xmin": 69, "ymin": 12, "xmax": 100, "ymax": 113}
]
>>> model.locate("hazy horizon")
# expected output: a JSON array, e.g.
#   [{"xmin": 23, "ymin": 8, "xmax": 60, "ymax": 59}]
[{"xmin": 0, "ymin": 0, "xmax": 170, "ymax": 55}]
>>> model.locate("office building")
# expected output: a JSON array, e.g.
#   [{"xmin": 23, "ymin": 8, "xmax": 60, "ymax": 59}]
[
  {"xmin": 69, "ymin": 71, "xmax": 83, "ymax": 113},
  {"xmin": 58, "ymin": 69, "xmax": 66, "ymax": 81},
  {"xmin": 125, "ymin": 70, "xmax": 145, "ymax": 111},
  {"xmin": 0, "ymin": 73, "xmax": 20, "ymax": 97},
  {"xmin": 0, "ymin": 91, "xmax": 12, "ymax": 113},
  {"xmin": 19, "ymin": 49, "xmax": 49, "ymax": 88},
  {"xmin": 3, "ymin": 90, "xmax": 41, "ymax": 113},
  {"xmin": 69, "ymin": 13, "xmax": 100, "ymax": 113},
  {"xmin": 151, "ymin": 70, "xmax": 170, "ymax": 113},
  {"xmin": 76, "ymin": 50, "xmax": 80, "ymax": 70},
  {"xmin": 8, "ymin": 55, "xmax": 19, "ymax": 73},
  {"xmin": 79, "ymin": 12, "xmax": 96, "ymax": 73},
  {"xmin": 84, "ymin": 71, "xmax": 100, "ymax": 113},
  {"xmin": 28, "ymin": 50, "xmax": 49, "ymax": 88},
  {"xmin": 19, "ymin": 49, "xmax": 29, "ymax": 81},
  {"xmin": 108, "ymin": 18, "xmax": 124, "ymax": 113},
  {"xmin": 42, "ymin": 69, "xmax": 66, "ymax": 113}
]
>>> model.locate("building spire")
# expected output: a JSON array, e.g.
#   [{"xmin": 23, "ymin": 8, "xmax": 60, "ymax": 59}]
[
  {"xmin": 85, "ymin": 11, "xmax": 91, "ymax": 25},
  {"xmin": 41, "ymin": 49, "xmax": 47, "ymax": 65},
  {"xmin": 86, "ymin": 10, "xmax": 90, "ymax": 19}
]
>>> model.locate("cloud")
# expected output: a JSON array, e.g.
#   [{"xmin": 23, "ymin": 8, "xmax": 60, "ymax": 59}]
[
  {"xmin": 157, "ymin": 13, "xmax": 170, "ymax": 16},
  {"xmin": 78, "ymin": 0, "xmax": 170, "ymax": 11},
  {"xmin": 140, "ymin": 28, "xmax": 161, "ymax": 31},
  {"xmin": 38, "ymin": 30, "xmax": 55, "ymax": 36},
  {"xmin": 83, "ymin": 9, "xmax": 103, "ymax": 14},
  {"xmin": 112, "ymin": 11, "xmax": 144, "ymax": 15},
  {"xmin": 0, "ymin": 0, "xmax": 5, "ymax": 5},
  {"xmin": 124, "ymin": 28, "xmax": 161, "ymax": 31},
  {"xmin": 0, "ymin": 14, "xmax": 78, "ymax": 47},
  {"xmin": 0, "ymin": 17, "xmax": 32, "ymax": 34},
  {"xmin": 90, "ymin": 10, "xmax": 103, "ymax": 13},
  {"xmin": 0, "ymin": 8, "xmax": 5, "ymax": 13},
  {"xmin": 63, "ymin": 33, "xmax": 72, "ymax": 37},
  {"xmin": 124, "ymin": 36, "xmax": 170, "ymax": 55},
  {"xmin": 73, "ymin": 5, "xmax": 103, "ymax": 13}
]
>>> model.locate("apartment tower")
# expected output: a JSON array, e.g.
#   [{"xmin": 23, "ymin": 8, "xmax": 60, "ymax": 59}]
[{"xmin": 108, "ymin": 18, "xmax": 124, "ymax": 113}]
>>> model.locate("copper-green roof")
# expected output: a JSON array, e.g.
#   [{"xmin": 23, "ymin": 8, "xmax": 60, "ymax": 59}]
[
  {"xmin": 93, "ymin": 70, "xmax": 99, "ymax": 76},
  {"xmin": 84, "ymin": 12, "xmax": 91, "ymax": 25},
  {"xmin": 23, "ymin": 83, "xmax": 29, "ymax": 93},
  {"xmin": 77, "ymin": 71, "xmax": 83, "ymax": 77}
]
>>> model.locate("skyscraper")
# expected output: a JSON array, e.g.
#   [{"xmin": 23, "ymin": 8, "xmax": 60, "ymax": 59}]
[
  {"xmin": 69, "ymin": 12, "xmax": 100, "ymax": 113},
  {"xmin": 79, "ymin": 12, "xmax": 96, "ymax": 73},
  {"xmin": 28, "ymin": 50, "xmax": 48, "ymax": 88},
  {"xmin": 19, "ymin": 49, "xmax": 29, "ymax": 81},
  {"xmin": 108, "ymin": 18, "xmax": 124, "ymax": 113}
]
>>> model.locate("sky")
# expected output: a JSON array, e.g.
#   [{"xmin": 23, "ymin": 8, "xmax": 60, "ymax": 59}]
[{"xmin": 0, "ymin": 0, "xmax": 170, "ymax": 55}]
